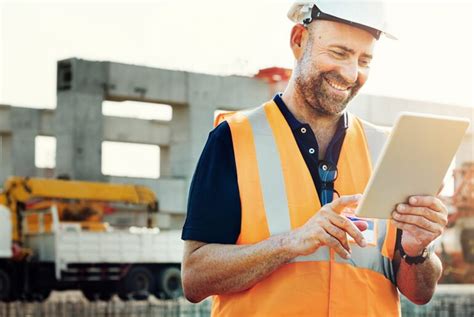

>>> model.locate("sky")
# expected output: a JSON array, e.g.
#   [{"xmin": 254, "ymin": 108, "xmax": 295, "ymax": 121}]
[
  {"xmin": 0, "ymin": 0, "xmax": 473, "ymax": 185},
  {"xmin": 0, "ymin": 0, "xmax": 473, "ymax": 109}
]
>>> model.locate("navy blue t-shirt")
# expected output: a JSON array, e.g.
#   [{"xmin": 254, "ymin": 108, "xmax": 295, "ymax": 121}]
[{"xmin": 182, "ymin": 94, "xmax": 348, "ymax": 244}]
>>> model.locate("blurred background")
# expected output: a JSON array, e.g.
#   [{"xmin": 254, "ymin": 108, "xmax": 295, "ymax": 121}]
[{"xmin": 0, "ymin": 0, "xmax": 473, "ymax": 316}]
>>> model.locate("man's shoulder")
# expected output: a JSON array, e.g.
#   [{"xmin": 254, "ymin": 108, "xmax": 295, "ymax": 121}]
[
  {"xmin": 214, "ymin": 102, "xmax": 264, "ymax": 126},
  {"xmin": 212, "ymin": 120, "xmax": 231, "ymax": 138},
  {"xmin": 207, "ymin": 101, "xmax": 269, "ymax": 151}
]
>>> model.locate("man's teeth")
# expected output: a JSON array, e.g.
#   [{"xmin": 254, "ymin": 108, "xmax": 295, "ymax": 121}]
[{"xmin": 326, "ymin": 79, "xmax": 349, "ymax": 91}]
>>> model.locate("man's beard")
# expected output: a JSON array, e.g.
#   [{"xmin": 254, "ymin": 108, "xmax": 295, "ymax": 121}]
[{"xmin": 295, "ymin": 68, "xmax": 362, "ymax": 116}]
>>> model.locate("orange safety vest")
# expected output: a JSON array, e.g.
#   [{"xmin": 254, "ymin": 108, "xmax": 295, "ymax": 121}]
[{"xmin": 211, "ymin": 100, "xmax": 400, "ymax": 317}]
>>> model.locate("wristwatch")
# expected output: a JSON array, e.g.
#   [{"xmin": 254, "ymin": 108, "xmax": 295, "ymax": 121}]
[{"xmin": 398, "ymin": 244, "xmax": 431, "ymax": 265}]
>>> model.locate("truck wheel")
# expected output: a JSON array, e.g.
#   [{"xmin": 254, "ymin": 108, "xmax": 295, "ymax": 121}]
[
  {"xmin": 82, "ymin": 287, "xmax": 113, "ymax": 302},
  {"xmin": 118, "ymin": 266, "xmax": 154, "ymax": 301},
  {"xmin": 155, "ymin": 267, "xmax": 183, "ymax": 299},
  {"xmin": 0, "ymin": 268, "xmax": 16, "ymax": 302},
  {"xmin": 118, "ymin": 293, "xmax": 132, "ymax": 301},
  {"xmin": 36, "ymin": 289, "xmax": 51, "ymax": 302},
  {"xmin": 82, "ymin": 288, "xmax": 99, "ymax": 302},
  {"xmin": 99, "ymin": 292, "xmax": 113, "ymax": 301},
  {"xmin": 26, "ymin": 288, "xmax": 52, "ymax": 302}
]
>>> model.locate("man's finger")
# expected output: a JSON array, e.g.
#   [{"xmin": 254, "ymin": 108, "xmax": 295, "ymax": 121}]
[
  {"xmin": 328, "ymin": 213, "xmax": 367, "ymax": 248},
  {"xmin": 330, "ymin": 194, "xmax": 362, "ymax": 213},
  {"xmin": 408, "ymin": 196, "xmax": 446, "ymax": 214},
  {"xmin": 321, "ymin": 232, "xmax": 351, "ymax": 259},
  {"xmin": 323, "ymin": 224, "xmax": 351, "ymax": 252},
  {"xmin": 353, "ymin": 220, "xmax": 368, "ymax": 232},
  {"xmin": 392, "ymin": 212, "xmax": 441, "ymax": 234},
  {"xmin": 391, "ymin": 219, "xmax": 421, "ymax": 234},
  {"xmin": 395, "ymin": 204, "xmax": 447, "ymax": 226}
]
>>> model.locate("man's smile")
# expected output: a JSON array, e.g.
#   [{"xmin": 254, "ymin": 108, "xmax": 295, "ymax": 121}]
[{"xmin": 324, "ymin": 77, "xmax": 352, "ymax": 92}]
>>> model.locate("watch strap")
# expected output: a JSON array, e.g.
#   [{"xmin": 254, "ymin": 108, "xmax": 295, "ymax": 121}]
[{"xmin": 399, "ymin": 244, "xmax": 431, "ymax": 265}]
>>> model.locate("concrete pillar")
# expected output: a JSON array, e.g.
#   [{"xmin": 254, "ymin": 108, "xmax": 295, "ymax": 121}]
[
  {"xmin": 159, "ymin": 145, "xmax": 171, "ymax": 178},
  {"xmin": 0, "ymin": 134, "xmax": 13, "ymax": 185},
  {"xmin": 10, "ymin": 108, "xmax": 38, "ymax": 177},
  {"xmin": 55, "ymin": 58, "xmax": 107, "ymax": 181},
  {"xmin": 168, "ymin": 104, "xmax": 192, "ymax": 178}
]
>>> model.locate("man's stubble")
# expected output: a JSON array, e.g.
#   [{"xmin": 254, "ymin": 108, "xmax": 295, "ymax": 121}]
[{"xmin": 293, "ymin": 38, "xmax": 362, "ymax": 117}]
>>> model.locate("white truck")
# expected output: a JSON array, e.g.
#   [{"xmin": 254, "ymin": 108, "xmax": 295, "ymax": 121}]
[{"xmin": 0, "ymin": 177, "xmax": 184, "ymax": 302}]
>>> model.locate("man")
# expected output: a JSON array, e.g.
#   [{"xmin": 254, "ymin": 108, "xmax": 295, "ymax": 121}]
[{"xmin": 181, "ymin": 1, "xmax": 448, "ymax": 316}]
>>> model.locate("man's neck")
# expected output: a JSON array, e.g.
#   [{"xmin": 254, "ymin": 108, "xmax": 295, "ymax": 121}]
[{"xmin": 281, "ymin": 84, "xmax": 343, "ymax": 159}]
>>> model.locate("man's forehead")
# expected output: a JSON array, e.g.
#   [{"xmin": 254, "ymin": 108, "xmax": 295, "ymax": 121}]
[{"xmin": 309, "ymin": 20, "xmax": 376, "ymax": 51}]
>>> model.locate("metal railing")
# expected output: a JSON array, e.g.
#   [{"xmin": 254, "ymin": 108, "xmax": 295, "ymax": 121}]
[
  {"xmin": 0, "ymin": 285, "xmax": 473, "ymax": 317},
  {"xmin": 0, "ymin": 298, "xmax": 212, "ymax": 317}
]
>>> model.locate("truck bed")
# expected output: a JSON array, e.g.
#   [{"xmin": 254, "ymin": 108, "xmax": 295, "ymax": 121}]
[{"xmin": 25, "ymin": 227, "xmax": 183, "ymax": 266}]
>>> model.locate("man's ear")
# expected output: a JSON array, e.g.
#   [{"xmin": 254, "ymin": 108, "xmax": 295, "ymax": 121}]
[{"xmin": 290, "ymin": 24, "xmax": 309, "ymax": 60}]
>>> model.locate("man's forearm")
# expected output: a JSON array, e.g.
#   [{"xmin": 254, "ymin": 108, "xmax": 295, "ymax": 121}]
[
  {"xmin": 396, "ymin": 252, "xmax": 443, "ymax": 305},
  {"xmin": 182, "ymin": 233, "xmax": 297, "ymax": 303}
]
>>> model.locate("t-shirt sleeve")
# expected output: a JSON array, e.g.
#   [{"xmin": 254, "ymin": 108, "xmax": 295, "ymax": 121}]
[{"xmin": 181, "ymin": 121, "xmax": 241, "ymax": 244}]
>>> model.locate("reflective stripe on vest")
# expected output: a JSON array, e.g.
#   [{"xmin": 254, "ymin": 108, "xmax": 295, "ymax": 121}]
[
  {"xmin": 212, "ymin": 100, "xmax": 400, "ymax": 317},
  {"xmin": 244, "ymin": 107, "xmax": 292, "ymax": 235}
]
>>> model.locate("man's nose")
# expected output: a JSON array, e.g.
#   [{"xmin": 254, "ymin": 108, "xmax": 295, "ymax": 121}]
[{"xmin": 339, "ymin": 61, "xmax": 359, "ymax": 84}]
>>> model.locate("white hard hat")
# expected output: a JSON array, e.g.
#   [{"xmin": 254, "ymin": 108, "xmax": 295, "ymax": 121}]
[{"xmin": 287, "ymin": 0, "xmax": 397, "ymax": 40}]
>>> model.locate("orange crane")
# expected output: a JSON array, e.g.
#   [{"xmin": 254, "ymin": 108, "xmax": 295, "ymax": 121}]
[{"xmin": 0, "ymin": 176, "xmax": 157, "ymax": 243}]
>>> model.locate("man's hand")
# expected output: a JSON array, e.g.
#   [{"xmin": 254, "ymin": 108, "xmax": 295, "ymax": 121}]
[
  {"xmin": 392, "ymin": 195, "xmax": 446, "ymax": 305},
  {"xmin": 392, "ymin": 195, "xmax": 448, "ymax": 256},
  {"xmin": 290, "ymin": 194, "xmax": 368, "ymax": 259}
]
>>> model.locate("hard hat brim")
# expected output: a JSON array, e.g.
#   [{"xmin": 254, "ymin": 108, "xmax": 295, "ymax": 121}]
[{"xmin": 287, "ymin": 1, "xmax": 397, "ymax": 40}]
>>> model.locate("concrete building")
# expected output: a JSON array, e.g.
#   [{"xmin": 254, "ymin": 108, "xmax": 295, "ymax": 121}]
[{"xmin": 0, "ymin": 58, "xmax": 472, "ymax": 228}]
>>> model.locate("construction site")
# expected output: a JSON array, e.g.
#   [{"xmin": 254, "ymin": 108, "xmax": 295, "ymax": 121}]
[{"xmin": 0, "ymin": 58, "xmax": 473, "ymax": 316}]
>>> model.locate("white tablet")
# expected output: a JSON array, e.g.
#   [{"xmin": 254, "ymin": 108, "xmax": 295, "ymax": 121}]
[{"xmin": 355, "ymin": 112, "xmax": 470, "ymax": 219}]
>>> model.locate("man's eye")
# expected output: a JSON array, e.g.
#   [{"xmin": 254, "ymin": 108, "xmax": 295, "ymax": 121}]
[
  {"xmin": 359, "ymin": 59, "xmax": 371, "ymax": 67},
  {"xmin": 331, "ymin": 51, "xmax": 345, "ymax": 57}
]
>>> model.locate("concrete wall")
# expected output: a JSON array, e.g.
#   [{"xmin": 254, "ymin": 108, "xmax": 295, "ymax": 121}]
[
  {"xmin": 0, "ymin": 58, "xmax": 472, "ymax": 228},
  {"xmin": 0, "ymin": 58, "xmax": 271, "ymax": 228}
]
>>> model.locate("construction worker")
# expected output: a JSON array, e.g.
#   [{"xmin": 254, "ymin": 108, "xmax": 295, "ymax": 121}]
[{"xmin": 181, "ymin": 1, "xmax": 448, "ymax": 316}]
